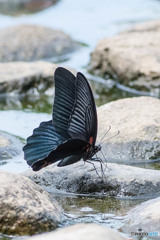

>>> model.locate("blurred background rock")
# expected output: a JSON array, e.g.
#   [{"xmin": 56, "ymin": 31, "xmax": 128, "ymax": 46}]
[{"xmin": 0, "ymin": 0, "xmax": 59, "ymax": 15}]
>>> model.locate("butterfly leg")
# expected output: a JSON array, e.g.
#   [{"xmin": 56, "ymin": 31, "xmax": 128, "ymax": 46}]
[
  {"xmin": 90, "ymin": 157, "xmax": 106, "ymax": 180},
  {"xmin": 85, "ymin": 160, "xmax": 101, "ymax": 178},
  {"xmin": 99, "ymin": 150, "xmax": 109, "ymax": 170}
]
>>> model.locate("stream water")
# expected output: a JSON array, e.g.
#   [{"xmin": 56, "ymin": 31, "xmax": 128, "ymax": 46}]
[{"xmin": 0, "ymin": 0, "xmax": 160, "ymax": 239}]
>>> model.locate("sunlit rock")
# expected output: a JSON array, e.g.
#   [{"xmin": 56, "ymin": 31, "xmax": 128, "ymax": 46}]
[
  {"xmin": 0, "ymin": 61, "xmax": 57, "ymax": 94},
  {"xmin": 23, "ymin": 161, "xmax": 160, "ymax": 198},
  {"xmin": 25, "ymin": 223, "xmax": 125, "ymax": 240},
  {"xmin": 98, "ymin": 96, "xmax": 160, "ymax": 163},
  {"xmin": 0, "ymin": 25, "xmax": 79, "ymax": 62},
  {"xmin": 89, "ymin": 20, "xmax": 160, "ymax": 94},
  {"xmin": 0, "ymin": 171, "xmax": 62, "ymax": 235},
  {"xmin": 122, "ymin": 196, "xmax": 160, "ymax": 233},
  {"xmin": 0, "ymin": 0, "xmax": 59, "ymax": 15}
]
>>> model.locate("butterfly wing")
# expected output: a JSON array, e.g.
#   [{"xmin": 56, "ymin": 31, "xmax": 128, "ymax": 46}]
[
  {"xmin": 31, "ymin": 138, "xmax": 88, "ymax": 171},
  {"xmin": 23, "ymin": 68, "xmax": 97, "ymax": 171},
  {"xmin": 52, "ymin": 67, "xmax": 76, "ymax": 139},
  {"xmin": 52, "ymin": 68, "xmax": 97, "ymax": 144},
  {"xmin": 23, "ymin": 120, "xmax": 66, "ymax": 167},
  {"xmin": 68, "ymin": 72, "xmax": 98, "ymax": 145}
]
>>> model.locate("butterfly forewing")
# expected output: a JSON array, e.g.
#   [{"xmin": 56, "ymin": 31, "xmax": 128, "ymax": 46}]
[
  {"xmin": 68, "ymin": 72, "xmax": 97, "ymax": 144},
  {"xmin": 53, "ymin": 67, "xmax": 76, "ymax": 139}
]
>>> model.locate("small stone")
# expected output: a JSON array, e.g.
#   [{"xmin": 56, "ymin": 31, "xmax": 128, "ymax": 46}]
[{"xmin": 0, "ymin": 131, "xmax": 23, "ymax": 160}]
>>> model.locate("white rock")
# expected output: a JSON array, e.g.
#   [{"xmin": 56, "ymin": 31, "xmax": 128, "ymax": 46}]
[
  {"xmin": 26, "ymin": 223, "xmax": 125, "ymax": 240},
  {"xmin": 123, "ymin": 196, "xmax": 160, "ymax": 233}
]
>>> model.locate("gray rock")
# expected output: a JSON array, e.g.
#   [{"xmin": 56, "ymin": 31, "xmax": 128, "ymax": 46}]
[
  {"xmin": 97, "ymin": 96, "xmax": 160, "ymax": 163},
  {"xmin": 0, "ymin": 170, "xmax": 62, "ymax": 235},
  {"xmin": 89, "ymin": 20, "xmax": 160, "ymax": 93},
  {"xmin": 26, "ymin": 223, "xmax": 125, "ymax": 240},
  {"xmin": 0, "ymin": 0, "xmax": 58, "ymax": 15},
  {"xmin": 23, "ymin": 161, "xmax": 160, "ymax": 198},
  {"xmin": 123, "ymin": 19, "xmax": 160, "ymax": 33},
  {"xmin": 0, "ymin": 25, "xmax": 79, "ymax": 62},
  {"xmin": 122, "ymin": 196, "xmax": 160, "ymax": 233},
  {"xmin": 0, "ymin": 131, "xmax": 23, "ymax": 160},
  {"xmin": 0, "ymin": 61, "xmax": 57, "ymax": 94}
]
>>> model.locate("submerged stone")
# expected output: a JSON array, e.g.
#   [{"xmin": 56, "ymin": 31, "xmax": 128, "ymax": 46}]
[{"xmin": 0, "ymin": 131, "xmax": 23, "ymax": 160}]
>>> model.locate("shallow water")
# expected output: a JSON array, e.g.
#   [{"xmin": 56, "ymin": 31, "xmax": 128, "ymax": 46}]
[{"xmin": 0, "ymin": 0, "xmax": 160, "ymax": 239}]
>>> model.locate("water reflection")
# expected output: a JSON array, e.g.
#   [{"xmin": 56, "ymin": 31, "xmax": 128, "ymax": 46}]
[
  {"xmin": 0, "ymin": 80, "xmax": 136, "ymax": 113},
  {"xmin": 53, "ymin": 194, "xmax": 142, "ymax": 230}
]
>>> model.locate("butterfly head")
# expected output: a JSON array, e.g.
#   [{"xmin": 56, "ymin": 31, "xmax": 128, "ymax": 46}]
[{"xmin": 94, "ymin": 144, "xmax": 101, "ymax": 154}]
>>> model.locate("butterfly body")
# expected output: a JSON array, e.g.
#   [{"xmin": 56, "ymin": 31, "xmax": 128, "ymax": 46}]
[{"xmin": 23, "ymin": 67, "xmax": 101, "ymax": 171}]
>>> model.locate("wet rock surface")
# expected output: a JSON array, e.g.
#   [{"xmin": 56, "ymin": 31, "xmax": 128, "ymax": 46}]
[
  {"xmin": 89, "ymin": 20, "xmax": 160, "ymax": 93},
  {"xmin": 23, "ymin": 161, "xmax": 160, "ymax": 198},
  {"xmin": 26, "ymin": 223, "xmax": 125, "ymax": 240},
  {"xmin": 0, "ymin": 170, "xmax": 62, "ymax": 235},
  {"xmin": 0, "ymin": 0, "xmax": 59, "ymax": 15},
  {"xmin": 97, "ymin": 96, "xmax": 160, "ymax": 163},
  {"xmin": 122, "ymin": 196, "xmax": 160, "ymax": 233},
  {"xmin": 0, "ymin": 25, "xmax": 79, "ymax": 62},
  {"xmin": 0, "ymin": 61, "xmax": 57, "ymax": 94},
  {"xmin": 0, "ymin": 131, "xmax": 23, "ymax": 160}
]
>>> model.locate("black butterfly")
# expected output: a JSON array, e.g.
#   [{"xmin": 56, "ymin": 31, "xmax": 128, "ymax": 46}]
[{"xmin": 23, "ymin": 67, "xmax": 102, "ymax": 171}]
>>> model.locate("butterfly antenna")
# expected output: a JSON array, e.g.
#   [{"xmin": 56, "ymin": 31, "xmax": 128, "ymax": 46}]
[
  {"xmin": 99, "ymin": 125, "xmax": 111, "ymax": 144},
  {"xmin": 101, "ymin": 130, "xmax": 120, "ymax": 144}
]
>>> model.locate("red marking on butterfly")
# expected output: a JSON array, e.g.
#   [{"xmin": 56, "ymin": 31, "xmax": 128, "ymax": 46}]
[{"xmin": 89, "ymin": 136, "xmax": 93, "ymax": 145}]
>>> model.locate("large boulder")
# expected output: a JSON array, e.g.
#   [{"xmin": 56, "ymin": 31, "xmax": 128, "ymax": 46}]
[
  {"xmin": 0, "ymin": 131, "xmax": 23, "ymax": 160},
  {"xmin": 26, "ymin": 223, "xmax": 125, "ymax": 240},
  {"xmin": 89, "ymin": 20, "xmax": 160, "ymax": 93},
  {"xmin": 97, "ymin": 96, "xmax": 160, "ymax": 163},
  {"xmin": 122, "ymin": 196, "xmax": 160, "ymax": 234},
  {"xmin": 0, "ymin": 171, "xmax": 62, "ymax": 235},
  {"xmin": 23, "ymin": 161, "xmax": 160, "ymax": 198},
  {"xmin": 0, "ymin": 0, "xmax": 59, "ymax": 15},
  {"xmin": 23, "ymin": 96, "xmax": 160, "ymax": 197},
  {"xmin": 0, "ymin": 25, "xmax": 79, "ymax": 62},
  {"xmin": 0, "ymin": 61, "xmax": 57, "ymax": 94}
]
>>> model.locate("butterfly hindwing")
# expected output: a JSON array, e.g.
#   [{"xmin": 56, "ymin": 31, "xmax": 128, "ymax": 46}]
[
  {"xmin": 68, "ymin": 72, "xmax": 97, "ymax": 144},
  {"xmin": 32, "ymin": 138, "xmax": 88, "ymax": 170},
  {"xmin": 23, "ymin": 120, "xmax": 66, "ymax": 167}
]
